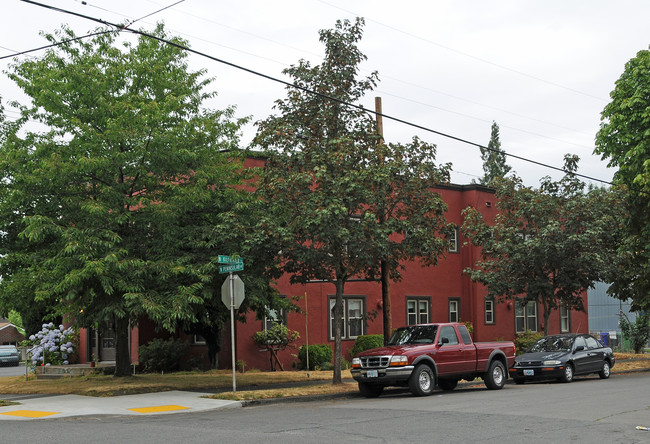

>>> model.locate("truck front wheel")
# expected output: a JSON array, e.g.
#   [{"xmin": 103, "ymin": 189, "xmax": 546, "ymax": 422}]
[
  {"xmin": 409, "ymin": 364, "xmax": 435, "ymax": 396},
  {"xmin": 484, "ymin": 361, "xmax": 506, "ymax": 390},
  {"xmin": 358, "ymin": 382, "xmax": 384, "ymax": 398}
]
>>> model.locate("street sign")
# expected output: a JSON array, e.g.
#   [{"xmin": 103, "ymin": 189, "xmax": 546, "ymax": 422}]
[
  {"xmin": 219, "ymin": 263, "xmax": 244, "ymax": 273},
  {"xmin": 218, "ymin": 255, "xmax": 243, "ymax": 264},
  {"xmin": 221, "ymin": 274, "xmax": 245, "ymax": 309}
]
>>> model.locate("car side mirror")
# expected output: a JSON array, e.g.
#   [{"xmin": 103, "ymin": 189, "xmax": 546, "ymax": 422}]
[
  {"xmin": 438, "ymin": 337, "xmax": 449, "ymax": 346},
  {"xmin": 573, "ymin": 345, "xmax": 584, "ymax": 353}
]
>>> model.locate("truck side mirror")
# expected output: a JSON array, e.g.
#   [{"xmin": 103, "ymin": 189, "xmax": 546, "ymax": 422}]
[{"xmin": 438, "ymin": 337, "xmax": 449, "ymax": 346}]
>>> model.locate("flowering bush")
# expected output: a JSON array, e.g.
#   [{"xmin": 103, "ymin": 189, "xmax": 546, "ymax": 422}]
[{"xmin": 24, "ymin": 323, "xmax": 78, "ymax": 367}]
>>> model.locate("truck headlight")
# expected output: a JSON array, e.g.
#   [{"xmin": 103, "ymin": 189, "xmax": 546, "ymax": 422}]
[
  {"xmin": 352, "ymin": 358, "xmax": 361, "ymax": 368},
  {"xmin": 390, "ymin": 355, "xmax": 408, "ymax": 366}
]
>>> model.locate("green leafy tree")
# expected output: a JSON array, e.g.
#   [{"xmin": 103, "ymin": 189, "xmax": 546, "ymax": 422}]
[
  {"xmin": 254, "ymin": 18, "xmax": 452, "ymax": 382},
  {"xmin": 619, "ymin": 312, "xmax": 650, "ymax": 354},
  {"xmin": 595, "ymin": 48, "xmax": 650, "ymax": 311},
  {"xmin": 254, "ymin": 18, "xmax": 381, "ymax": 384},
  {"xmin": 0, "ymin": 25, "xmax": 269, "ymax": 376},
  {"xmin": 462, "ymin": 155, "xmax": 623, "ymax": 335},
  {"xmin": 366, "ymin": 137, "xmax": 452, "ymax": 342},
  {"xmin": 478, "ymin": 121, "xmax": 511, "ymax": 185}
]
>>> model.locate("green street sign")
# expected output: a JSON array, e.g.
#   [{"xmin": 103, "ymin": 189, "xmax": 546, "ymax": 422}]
[
  {"xmin": 219, "ymin": 263, "xmax": 244, "ymax": 273},
  {"xmin": 218, "ymin": 255, "xmax": 243, "ymax": 264}
]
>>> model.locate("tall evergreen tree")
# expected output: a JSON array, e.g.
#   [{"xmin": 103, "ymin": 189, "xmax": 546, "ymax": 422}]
[{"xmin": 479, "ymin": 121, "xmax": 511, "ymax": 185}]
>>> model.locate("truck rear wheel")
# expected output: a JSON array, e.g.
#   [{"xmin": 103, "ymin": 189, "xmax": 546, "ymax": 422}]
[
  {"xmin": 358, "ymin": 382, "xmax": 384, "ymax": 398},
  {"xmin": 484, "ymin": 360, "xmax": 506, "ymax": 390},
  {"xmin": 409, "ymin": 364, "xmax": 435, "ymax": 396}
]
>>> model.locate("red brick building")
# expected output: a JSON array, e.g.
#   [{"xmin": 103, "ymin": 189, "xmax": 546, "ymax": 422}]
[
  {"xmin": 217, "ymin": 183, "xmax": 589, "ymax": 371},
  {"xmin": 77, "ymin": 160, "xmax": 589, "ymax": 369}
]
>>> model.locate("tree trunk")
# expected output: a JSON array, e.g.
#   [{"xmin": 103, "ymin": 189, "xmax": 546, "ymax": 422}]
[
  {"xmin": 114, "ymin": 315, "xmax": 132, "ymax": 377},
  {"xmin": 542, "ymin": 298, "xmax": 551, "ymax": 336},
  {"xmin": 206, "ymin": 331, "xmax": 221, "ymax": 370},
  {"xmin": 381, "ymin": 259, "xmax": 392, "ymax": 343},
  {"xmin": 332, "ymin": 278, "xmax": 345, "ymax": 384}
]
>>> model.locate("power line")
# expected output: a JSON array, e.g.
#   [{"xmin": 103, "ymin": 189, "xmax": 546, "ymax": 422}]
[
  {"xmin": 55, "ymin": 0, "xmax": 597, "ymax": 147},
  {"xmin": 316, "ymin": 0, "xmax": 606, "ymax": 102},
  {"xmin": 121, "ymin": 0, "xmax": 185, "ymax": 30},
  {"xmin": 0, "ymin": 30, "xmax": 114, "ymax": 61},
  {"xmin": 17, "ymin": 0, "xmax": 614, "ymax": 186},
  {"xmin": 68, "ymin": 0, "xmax": 598, "ymax": 144}
]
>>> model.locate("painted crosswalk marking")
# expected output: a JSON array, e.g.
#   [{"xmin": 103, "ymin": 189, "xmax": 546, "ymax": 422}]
[
  {"xmin": 0, "ymin": 410, "xmax": 60, "ymax": 418},
  {"xmin": 128, "ymin": 405, "xmax": 190, "ymax": 414}
]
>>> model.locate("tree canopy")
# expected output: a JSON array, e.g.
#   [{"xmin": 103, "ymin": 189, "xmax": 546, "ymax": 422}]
[
  {"xmin": 254, "ymin": 18, "xmax": 451, "ymax": 382},
  {"xmin": 0, "ymin": 25, "xmax": 275, "ymax": 375},
  {"xmin": 462, "ymin": 156, "xmax": 623, "ymax": 335},
  {"xmin": 478, "ymin": 121, "xmax": 511, "ymax": 185},
  {"xmin": 595, "ymin": 48, "xmax": 650, "ymax": 311}
]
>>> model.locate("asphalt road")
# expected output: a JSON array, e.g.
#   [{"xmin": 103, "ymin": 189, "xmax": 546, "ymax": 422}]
[
  {"xmin": 1, "ymin": 372, "xmax": 650, "ymax": 443},
  {"xmin": 0, "ymin": 362, "xmax": 27, "ymax": 377}
]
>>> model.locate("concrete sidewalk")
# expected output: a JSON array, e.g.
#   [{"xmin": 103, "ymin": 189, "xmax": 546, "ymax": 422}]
[{"xmin": 0, "ymin": 391, "xmax": 241, "ymax": 420}]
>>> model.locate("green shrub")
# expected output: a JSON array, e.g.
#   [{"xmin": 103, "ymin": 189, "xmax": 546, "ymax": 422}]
[
  {"xmin": 349, "ymin": 334, "xmax": 384, "ymax": 359},
  {"xmin": 298, "ymin": 344, "xmax": 332, "ymax": 370},
  {"xmin": 514, "ymin": 330, "xmax": 544, "ymax": 355},
  {"xmin": 138, "ymin": 338, "xmax": 190, "ymax": 373}
]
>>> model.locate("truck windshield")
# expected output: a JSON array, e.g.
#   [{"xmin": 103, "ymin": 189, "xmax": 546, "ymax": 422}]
[{"xmin": 387, "ymin": 326, "xmax": 438, "ymax": 345}]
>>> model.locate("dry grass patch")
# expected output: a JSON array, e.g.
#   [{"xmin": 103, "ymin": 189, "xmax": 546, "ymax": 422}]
[
  {"xmin": 613, "ymin": 352, "xmax": 650, "ymax": 372},
  {"xmin": 0, "ymin": 369, "xmax": 352, "ymax": 397},
  {"xmin": 213, "ymin": 382, "xmax": 358, "ymax": 401}
]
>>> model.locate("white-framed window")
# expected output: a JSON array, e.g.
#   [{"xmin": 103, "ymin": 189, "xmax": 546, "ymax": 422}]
[
  {"xmin": 560, "ymin": 306, "xmax": 570, "ymax": 332},
  {"xmin": 448, "ymin": 226, "xmax": 460, "ymax": 253},
  {"xmin": 485, "ymin": 298, "xmax": 495, "ymax": 325},
  {"xmin": 515, "ymin": 301, "xmax": 537, "ymax": 333},
  {"xmin": 192, "ymin": 334, "xmax": 206, "ymax": 345},
  {"xmin": 329, "ymin": 296, "xmax": 365, "ymax": 340},
  {"xmin": 264, "ymin": 306, "xmax": 286, "ymax": 331},
  {"xmin": 449, "ymin": 298, "xmax": 460, "ymax": 323},
  {"xmin": 407, "ymin": 297, "xmax": 431, "ymax": 325}
]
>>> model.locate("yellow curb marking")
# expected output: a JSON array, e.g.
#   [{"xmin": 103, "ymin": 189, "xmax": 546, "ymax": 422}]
[
  {"xmin": 129, "ymin": 405, "xmax": 190, "ymax": 414},
  {"xmin": 1, "ymin": 410, "xmax": 60, "ymax": 418}
]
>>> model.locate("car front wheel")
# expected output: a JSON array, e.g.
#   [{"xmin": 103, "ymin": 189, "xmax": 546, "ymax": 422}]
[
  {"xmin": 409, "ymin": 364, "xmax": 435, "ymax": 396},
  {"xmin": 599, "ymin": 361, "xmax": 611, "ymax": 379},
  {"xmin": 560, "ymin": 363, "xmax": 574, "ymax": 383}
]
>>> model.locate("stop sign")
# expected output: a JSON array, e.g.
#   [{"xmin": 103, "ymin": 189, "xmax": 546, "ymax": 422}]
[{"xmin": 221, "ymin": 274, "xmax": 245, "ymax": 309}]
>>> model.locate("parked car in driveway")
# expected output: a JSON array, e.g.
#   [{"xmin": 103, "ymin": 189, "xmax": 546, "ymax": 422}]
[
  {"xmin": 509, "ymin": 334, "xmax": 614, "ymax": 384},
  {"xmin": 0, "ymin": 345, "xmax": 20, "ymax": 366}
]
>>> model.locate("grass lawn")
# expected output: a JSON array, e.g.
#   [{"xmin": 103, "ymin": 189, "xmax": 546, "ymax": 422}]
[{"xmin": 0, "ymin": 352, "xmax": 647, "ymax": 402}]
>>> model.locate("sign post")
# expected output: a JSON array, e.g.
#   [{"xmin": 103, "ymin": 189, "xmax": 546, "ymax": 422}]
[{"xmin": 219, "ymin": 255, "xmax": 245, "ymax": 393}]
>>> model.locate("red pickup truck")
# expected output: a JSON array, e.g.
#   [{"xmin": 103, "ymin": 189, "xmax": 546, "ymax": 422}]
[{"xmin": 351, "ymin": 323, "xmax": 516, "ymax": 397}]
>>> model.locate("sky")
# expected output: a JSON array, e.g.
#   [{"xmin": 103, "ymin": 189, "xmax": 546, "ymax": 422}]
[{"xmin": 1, "ymin": 0, "xmax": 649, "ymax": 186}]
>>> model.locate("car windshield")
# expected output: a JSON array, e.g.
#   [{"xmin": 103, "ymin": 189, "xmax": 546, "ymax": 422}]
[
  {"xmin": 387, "ymin": 326, "xmax": 438, "ymax": 345},
  {"xmin": 529, "ymin": 336, "xmax": 574, "ymax": 352}
]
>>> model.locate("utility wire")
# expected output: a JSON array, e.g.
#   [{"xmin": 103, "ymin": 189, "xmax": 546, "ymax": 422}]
[
  {"xmin": 58, "ymin": 0, "xmax": 596, "ymax": 146},
  {"xmin": 18, "ymin": 0, "xmax": 614, "ymax": 186},
  {"xmin": 121, "ymin": 0, "xmax": 185, "ymax": 30},
  {"xmin": 0, "ymin": 30, "xmax": 114, "ymax": 61},
  {"xmin": 316, "ymin": 0, "xmax": 606, "ymax": 102}
]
